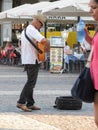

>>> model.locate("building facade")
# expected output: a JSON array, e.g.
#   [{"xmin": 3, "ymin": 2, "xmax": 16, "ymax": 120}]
[{"xmin": 0, "ymin": 0, "xmax": 58, "ymax": 46}]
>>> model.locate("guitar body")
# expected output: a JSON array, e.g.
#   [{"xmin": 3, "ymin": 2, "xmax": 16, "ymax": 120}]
[
  {"xmin": 38, "ymin": 42, "xmax": 50, "ymax": 62},
  {"xmin": 38, "ymin": 43, "xmax": 45, "ymax": 62}
]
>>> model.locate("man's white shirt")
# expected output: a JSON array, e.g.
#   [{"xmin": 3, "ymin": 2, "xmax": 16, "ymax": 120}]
[{"xmin": 21, "ymin": 25, "xmax": 44, "ymax": 64}]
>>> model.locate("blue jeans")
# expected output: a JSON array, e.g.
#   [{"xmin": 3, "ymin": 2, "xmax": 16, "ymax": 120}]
[{"xmin": 17, "ymin": 63, "xmax": 40, "ymax": 107}]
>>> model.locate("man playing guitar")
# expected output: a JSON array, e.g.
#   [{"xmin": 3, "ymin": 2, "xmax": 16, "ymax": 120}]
[{"xmin": 16, "ymin": 13, "xmax": 50, "ymax": 112}]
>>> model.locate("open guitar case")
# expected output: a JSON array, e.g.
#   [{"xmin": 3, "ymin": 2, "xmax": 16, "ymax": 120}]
[{"xmin": 54, "ymin": 96, "xmax": 82, "ymax": 110}]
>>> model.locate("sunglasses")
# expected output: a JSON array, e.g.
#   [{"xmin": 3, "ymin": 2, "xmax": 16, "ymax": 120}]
[{"xmin": 37, "ymin": 19, "xmax": 43, "ymax": 27}]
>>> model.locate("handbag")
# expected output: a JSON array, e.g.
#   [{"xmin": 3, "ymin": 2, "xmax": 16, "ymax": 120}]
[{"xmin": 71, "ymin": 47, "xmax": 95, "ymax": 103}]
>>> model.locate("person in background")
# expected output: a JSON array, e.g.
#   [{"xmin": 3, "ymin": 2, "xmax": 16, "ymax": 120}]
[
  {"xmin": 0, "ymin": 46, "xmax": 2, "ymax": 60},
  {"xmin": 80, "ymin": 38, "xmax": 91, "ymax": 59},
  {"xmin": 85, "ymin": 0, "xmax": 98, "ymax": 127},
  {"xmin": 5, "ymin": 41, "xmax": 15, "ymax": 65},
  {"xmin": 64, "ymin": 42, "xmax": 71, "ymax": 55},
  {"xmin": 0, "ymin": 46, "xmax": 7, "ymax": 64},
  {"xmin": 64, "ymin": 41, "xmax": 72, "ymax": 71},
  {"xmin": 13, "ymin": 39, "xmax": 21, "ymax": 65},
  {"xmin": 16, "ymin": 13, "xmax": 50, "ymax": 112}
]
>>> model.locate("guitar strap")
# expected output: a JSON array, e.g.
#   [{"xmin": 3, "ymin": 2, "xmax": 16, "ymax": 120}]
[{"xmin": 24, "ymin": 28, "xmax": 43, "ymax": 54}]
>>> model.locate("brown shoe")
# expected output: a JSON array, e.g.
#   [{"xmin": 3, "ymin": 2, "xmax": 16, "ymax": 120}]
[
  {"xmin": 28, "ymin": 105, "xmax": 41, "ymax": 110},
  {"xmin": 16, "ymin": 103, "xmax": 32, "ymax": 112}
]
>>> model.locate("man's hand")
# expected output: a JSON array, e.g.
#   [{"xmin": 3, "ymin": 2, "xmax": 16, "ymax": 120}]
[
  {"xmin": 84, "ymin": 28, "xmax": 92, "ymax": 44},
  {"xmin": 41, "ymin": 38, "xmax": 50, "ymax": 52}
]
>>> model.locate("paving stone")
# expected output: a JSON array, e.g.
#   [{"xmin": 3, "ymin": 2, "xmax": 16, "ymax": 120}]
[{"xmin": 0, "ymin": 113, "xmax": 60, "ymax": 130}]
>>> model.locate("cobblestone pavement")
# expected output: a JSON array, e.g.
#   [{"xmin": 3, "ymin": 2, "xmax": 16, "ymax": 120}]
[
  {"xmin": 0, "ymin": 65, "xmax": 97, "ymax": 130},
  {"xmin": 0, "ymin": 113, "xmax": 60, "ymax": 130}
]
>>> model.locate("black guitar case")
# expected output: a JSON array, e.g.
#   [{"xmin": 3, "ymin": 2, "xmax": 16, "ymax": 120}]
[{"xmin": 54, "ymin": 96, "xmax": 82, "ymax": 110}]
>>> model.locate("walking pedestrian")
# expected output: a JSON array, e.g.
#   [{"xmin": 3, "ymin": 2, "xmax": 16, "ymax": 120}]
[
  {"xmin": 85, "ymin": 0, "xmax": 98, "ymax": 127},
  {"xmin": 16, "ymin": 13, "xmax": 50, "ymax": 112}
]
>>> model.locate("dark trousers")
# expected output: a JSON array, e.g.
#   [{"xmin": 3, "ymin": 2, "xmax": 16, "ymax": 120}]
[{"xmin": 17, "ymin": 63, "xmax": 40, "ymax": 107}]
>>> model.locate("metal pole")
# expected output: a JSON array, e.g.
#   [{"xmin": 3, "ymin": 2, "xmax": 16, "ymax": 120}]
[
  {"xmin": 77, "ymin": 16, "xmax": 80, "ymax": 22},
  {"xmin": 44, "ymin": 21, "xmax": 47, "ymax": 38}
]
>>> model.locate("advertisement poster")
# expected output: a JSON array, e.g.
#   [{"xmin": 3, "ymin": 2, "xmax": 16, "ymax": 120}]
[
  {"xmin": 50, "ymin": 36, "xmax": 65, "ymax": 47},
  {"xmin": 49, "ymin": 36, "xmax": 64, "ymax": 73},
  {"xmin": 50, "ymin": 47, "xmax": 63, "ymax": 73}
]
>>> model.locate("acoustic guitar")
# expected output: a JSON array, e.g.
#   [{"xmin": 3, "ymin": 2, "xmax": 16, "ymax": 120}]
[
  {"xmin": 38, "ymin": 43, "xmax": 45, "ymax": 62},
  {"xmin": 38, "ymin": 42, "xmax": 50, "ymax": 62}
]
